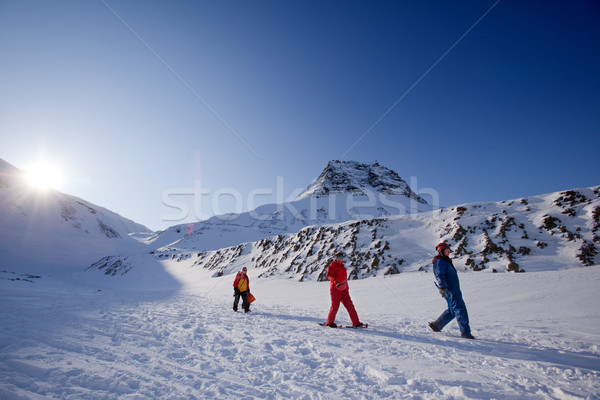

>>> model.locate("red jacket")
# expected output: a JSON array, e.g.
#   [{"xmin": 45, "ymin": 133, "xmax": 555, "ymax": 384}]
[
  {"xmin": 326, "ymin": 259, "xmax": 348, "ymax": 290},
  {"xmin": 233, "ymin": 272, "xmax": 250, "ymax": 292}
]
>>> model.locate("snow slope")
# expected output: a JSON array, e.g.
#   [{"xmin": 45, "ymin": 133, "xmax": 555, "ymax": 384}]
[
  {"xmin": 1, "ymin": 263, "xmax": 599, "ymax": 399},
  {"xmin": 0, "ymin": 158, "xmax": 153, "ymax": 271}
]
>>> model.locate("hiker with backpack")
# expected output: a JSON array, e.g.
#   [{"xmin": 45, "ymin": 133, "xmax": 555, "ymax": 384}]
[
  {"xmin": 233, "ymin": 267, "xmax": 251, "ymax": 313},
  {"xmin": 428, "ymin": 243, "xmax": 474, "ymax": 339},
  {"xmin": 323, "ymin": 252, "xmax": 365, "ymax": 328}
]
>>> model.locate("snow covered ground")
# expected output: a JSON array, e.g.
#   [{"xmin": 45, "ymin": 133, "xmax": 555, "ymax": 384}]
[{"xmin": 1, "ymin": 264, "xmax": 599, "ymax": 399}]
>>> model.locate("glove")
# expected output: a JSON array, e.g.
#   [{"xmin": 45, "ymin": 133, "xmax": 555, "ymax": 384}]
[
  {"xmin": 439, "ymin": 288, "xmax": 447, "ymax": 297},
  {"xmin": 234, "ymin": 288, "xmax": 240, "ymax": 295}
]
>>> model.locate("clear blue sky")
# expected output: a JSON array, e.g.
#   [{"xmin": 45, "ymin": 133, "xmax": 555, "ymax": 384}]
[{"xmin": 1, "ymin": 1, "xmax": 598, "ymax": 231}]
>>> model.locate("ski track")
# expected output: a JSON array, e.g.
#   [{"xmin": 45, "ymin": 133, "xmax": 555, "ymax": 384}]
[{"xmin": 1, "ymin": 281, "xmax": 599, "ymax": 400}]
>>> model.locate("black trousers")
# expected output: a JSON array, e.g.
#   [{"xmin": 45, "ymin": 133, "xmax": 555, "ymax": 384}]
[{"xmin": 233, "ymin": 291, "xmax": 250, "ymax": 312}]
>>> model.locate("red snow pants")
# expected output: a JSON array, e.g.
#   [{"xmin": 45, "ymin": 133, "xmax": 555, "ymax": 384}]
[{"xmin": 326, "ymin": 287, "xmax": 360, "ymax": 326}]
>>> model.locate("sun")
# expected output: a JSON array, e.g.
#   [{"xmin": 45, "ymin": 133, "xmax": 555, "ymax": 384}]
[{"xmin": 25, "ymin": 162, "xmax": 65, "ymax": 190}]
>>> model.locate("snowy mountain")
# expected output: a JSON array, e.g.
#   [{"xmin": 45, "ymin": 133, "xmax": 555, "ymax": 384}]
[
  {"xmin": 296, "ymin": 160, "xmax": 427, "ymax": 201},
  {"xmin": 2, "ymin": 159, "xmax": 599, "ymax": 399},
  {"xmin": 90, "ymin": 185, "xmax": 600, "ymax": 281},
  {"xmin": 144, "ymin": 160, "xmax": 432, "ymax": 252},
  {"xmin": 0, "ymin": 158, "xmax": 152, "ymax": 271}
]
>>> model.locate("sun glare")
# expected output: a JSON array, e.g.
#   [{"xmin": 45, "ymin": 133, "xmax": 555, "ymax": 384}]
[{"xmin": 25, "ymin": 162, "xmax": 65, "ymax": 190}]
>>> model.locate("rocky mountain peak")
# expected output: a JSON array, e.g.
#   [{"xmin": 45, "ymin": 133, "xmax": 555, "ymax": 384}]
[{"xmin": 296, "ymin": 160, "xmax": 427, "ymax": 203}]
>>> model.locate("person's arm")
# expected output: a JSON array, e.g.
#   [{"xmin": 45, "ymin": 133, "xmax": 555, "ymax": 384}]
[
  {"xmin": 233, "ymin": 274, "xmax": 240, "ymax": 292},
  {"xmin": 326, "ymin": 264, "xmax": 336, "ymax": 283},
  {"xmin": 433, "ymin": 259, "xmax": 448, "ymax": 296}
]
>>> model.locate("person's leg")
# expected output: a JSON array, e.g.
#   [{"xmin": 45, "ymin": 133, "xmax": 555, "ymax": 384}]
[
  {"xmin": 433, "ymin": 294, "xmax": 455, "ymax": 330},
  {"xmin": 242, "ymin": 292, "xmax": 250, "ymax": 312},
  {"xmin": 449, "ymin": 290, "xmax": 471, "ymax": 336},
  {"xmin": 341, "ymin": 292, "xmax": 360, "ymax": 326},
  {"xmin": 233, "ymin": 292, "xmax": 240, "ymax": 311},
  {"xmin": 326, "ymin": 289, "xmax": 342, "ymax": 325}
]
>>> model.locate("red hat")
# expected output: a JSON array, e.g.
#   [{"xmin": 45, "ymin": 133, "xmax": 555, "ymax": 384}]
[{"xmin": 436, "ymin": 243, "xmax": 451, "ymax": 252}]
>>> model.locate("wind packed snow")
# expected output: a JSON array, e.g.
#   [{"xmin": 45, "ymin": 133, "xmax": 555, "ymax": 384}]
[{"xmin": 1, "ymin": 264, "xmax": 599, "ymax": 399}]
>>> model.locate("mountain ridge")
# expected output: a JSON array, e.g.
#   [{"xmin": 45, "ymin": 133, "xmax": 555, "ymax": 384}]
[
  {"xmin": 3, "ymin": 156, "xmax": 598, "ymax": 279},
  {"xmin": 144, "ymin": 160, "xmax": 432, "ymax": 252},
  {"xmin": 0, "ymin": 158, "xmax": 153, "ymax": 270},
  {"xmin": 90, "ymin": 185, "xmax": 600, "ymax": 282},
  {"xmin": 295, "ymin": 160, "xmax": 427, "ymax": 202}
]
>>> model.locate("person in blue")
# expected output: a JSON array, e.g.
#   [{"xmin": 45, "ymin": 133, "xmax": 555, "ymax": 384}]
[{"xmin": 429, "ymin": 242, "xmax": 475, "ymax": 339}]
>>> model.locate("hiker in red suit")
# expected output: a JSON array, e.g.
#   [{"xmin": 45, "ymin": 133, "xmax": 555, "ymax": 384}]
[
  {"xmin": 233, "ymin": 267, "xmax": 251, "ymax": 313},
  {"xmin": 324, "ymin": 252, "xmax": 364, "ymax": 328}
]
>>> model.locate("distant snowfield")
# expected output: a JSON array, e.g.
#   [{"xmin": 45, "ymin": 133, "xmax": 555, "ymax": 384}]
[{"xmin": 1, "ymin": 265, "xmax": 599, "ymax": 399}]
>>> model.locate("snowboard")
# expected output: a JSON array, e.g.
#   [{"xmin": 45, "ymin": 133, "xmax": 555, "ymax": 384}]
[{"xmin": 318, "ymin": 323, "xmax": 369, "ymax": 329}]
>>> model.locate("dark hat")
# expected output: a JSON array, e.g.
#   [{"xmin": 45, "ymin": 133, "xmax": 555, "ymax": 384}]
[
  {"xmin": 242, "ymin": 267, "xmax": 247, "ymax": 271},
  {"xmin": 334, "ymin": 252, "xmax": 344, "ymax": 259}
]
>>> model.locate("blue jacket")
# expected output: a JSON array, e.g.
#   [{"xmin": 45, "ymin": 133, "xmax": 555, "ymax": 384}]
[{"xmin": 433, "ymin": 256, "xmax": 461, "ymax": 292}]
